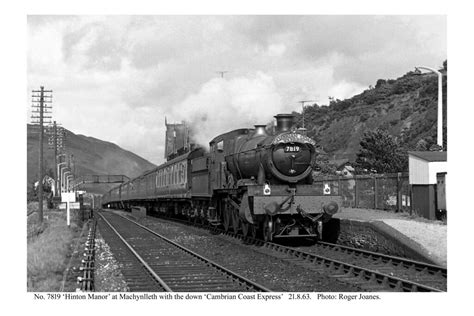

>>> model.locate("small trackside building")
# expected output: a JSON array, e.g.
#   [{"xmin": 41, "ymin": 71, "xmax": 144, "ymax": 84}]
[{"xmin": 408, "ymin": 151, "xmax": 447, "ymax": 220}]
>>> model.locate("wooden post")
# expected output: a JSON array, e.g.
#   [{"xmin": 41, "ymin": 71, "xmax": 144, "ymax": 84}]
[
  {"xmin": 354, "ymin": 176, "xmax": 358, "ymax": 208},
  {"xmin": 38, "ymin": 88, "xmax": 44, "ymax": 221},
  {"xmin": 337, "ymin": 176, "xmax": 340, "ymax": 194},
  {"xmin": 397, "ymin": 172, "xmax": 402, "ymax": 212},
  {"xmin": 338, "ymin": 176, "xmax": 342, "ymax": 203},
  {"xmin": 374, "ymin": 175, "xmax": 378, "ymax": 209}
]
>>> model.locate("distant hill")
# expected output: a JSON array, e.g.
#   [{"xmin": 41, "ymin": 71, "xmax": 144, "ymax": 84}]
[
  {"xmin": 27, "ymin": 125, "xmax": 156, "ymax": 195},
  {"xmin": 294, "ymin": 66, "xmax": 447, "ymax": 161}
]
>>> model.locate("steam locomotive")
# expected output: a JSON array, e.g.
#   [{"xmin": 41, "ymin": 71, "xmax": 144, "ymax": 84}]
[{"xmin": 102, "ymin": 114, "xmax": 341, "ymax": 241}]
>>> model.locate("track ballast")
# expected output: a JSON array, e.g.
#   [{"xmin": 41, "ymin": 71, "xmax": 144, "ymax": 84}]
[{"xmin": 98, "ymin": 211, "xmax": 270, "ymax": 292}]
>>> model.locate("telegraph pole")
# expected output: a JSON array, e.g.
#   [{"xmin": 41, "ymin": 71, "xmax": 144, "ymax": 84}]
[
  {"xmin": 53, "ymin": 122, "xmax": 57, "ymax": 197},
  {"xmin": 216, "ymin": 71, "xmax": 228, "ymax": 78},
  {"xmin": 48, "ymin": 121, "xmax": 64, "ymax": 197},
  {"xmin": 71, "ymin": 154, "xmax": 75, "ymax": 176},
  {"xmin": 31, "ymin": 86, "xmax": 52, "ymax": 223}
]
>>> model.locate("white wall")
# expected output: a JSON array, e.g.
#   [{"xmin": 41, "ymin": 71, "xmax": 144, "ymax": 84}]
[
  {"xmin": 409, "ymin": 156, "xmax": 429, "ymax": 184},
  {"xmin": 409, "ymin": 155, "xmax": 447, "ymax": 184}
]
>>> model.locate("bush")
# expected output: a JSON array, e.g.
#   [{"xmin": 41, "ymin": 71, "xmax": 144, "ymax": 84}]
[
  {"xmin": 375, "ymin": 79, "xmax": 387, "ymax": 88},
  {"xmin": 359, "ymin": 112, "xmax": 370, "ymax": 122},
  {"xmin": 400, "ymin": 107, "xmax": 412, "ymax": 120},
  {"xmin": 355, "ymin": 129, "xmax": 408, "ymax": 173}
]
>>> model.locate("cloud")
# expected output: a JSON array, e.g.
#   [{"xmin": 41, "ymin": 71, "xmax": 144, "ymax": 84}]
[{"xmin": 27, "ymin": 15, "xmax": 447, "ymax": 164}]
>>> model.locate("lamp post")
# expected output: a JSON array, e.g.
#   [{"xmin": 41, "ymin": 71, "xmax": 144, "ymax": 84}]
[
  {"xmin": 69, "ymin": 176, "xmax": 77, "ymax": 192},
  {"xmin": 66, "ymin": 175, "xmax": 74, "ymax": 226},
  {"xmin": 54, "ymin": 153, "xmax": 66, "ymax": 197},
  {"xmin": 62, "ymin": 170, "xmax": 71, "ymax": 192},
  {"xmin": 66, "ymin": 175, "xmax": 74, "ymax": 192},
  {"xmin": 57, "ymin": 162, "xmax": 67, "ymax": 195},
  {"xmin": 415, "ymin": 66, "xmax": 444, "ymax": 148}
]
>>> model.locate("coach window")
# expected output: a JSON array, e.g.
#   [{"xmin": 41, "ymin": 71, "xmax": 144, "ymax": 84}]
[
  {"xmin": 172, "ymin": 166, "xmax": 175, "ymax": 185},
  {"xmin": 217, "ymin": 140, "xmax": 224, "ymax": 152},
  {"xmin": 169, "ymin": 166, "xmax": 172, "ymax": 185},
  {"xmin": 170, "ymin": 166, "xmax": 174, "ymax": 185},
  {"xmin": 170, "ymin": 166, "xmax": 173, "ymax": 185},
  {"xmin": 175, "ymin": 166, "xmax": 178, "ymax": 184},
  {"xmin": 171, "ymin": 166, "xmax": 174, "ymax": 185},
  {"xmin": 175, "ymin": 165, "xmax": 178, "ymax": 184}
]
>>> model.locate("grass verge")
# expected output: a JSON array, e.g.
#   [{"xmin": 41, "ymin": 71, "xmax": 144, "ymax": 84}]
[{"xmin": 27, "ymin": 202, "xmax": 84, "ymax": 291}]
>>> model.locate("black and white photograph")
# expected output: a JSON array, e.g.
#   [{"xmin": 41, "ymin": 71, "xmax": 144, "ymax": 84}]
[{"xmin": 5, "ymin": 0, "xmax": 471, "ymax": 314}]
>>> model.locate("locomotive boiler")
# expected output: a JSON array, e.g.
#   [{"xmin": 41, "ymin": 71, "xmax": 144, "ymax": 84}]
[{"xmin": 102, "ymin": 113, "xmax": 341, "ymax": 242}]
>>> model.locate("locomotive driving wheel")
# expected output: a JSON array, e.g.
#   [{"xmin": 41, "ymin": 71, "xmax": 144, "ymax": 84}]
[
  {"xmin": 263, "ymin": 215, "xmax": 273, "ymax": 242},
  {"xmin": 223, "ymin": 203, "xmax": 231, "ymax": 232},
  {"xmin": 241, "ymin": 221, "xmax": 257, "ymax": 239},
  {"xmin": 231, "ymin": 208, "xmax": 240, "ymax": 234}
]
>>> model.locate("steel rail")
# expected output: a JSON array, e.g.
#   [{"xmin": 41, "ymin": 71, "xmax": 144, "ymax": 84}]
[
  {"xmin": 148, "ymin": 212, "xmax": 445, "ymax": 292},
  {"xmin": 262, "ymin": 243, "xmax": 443, "ymax": 292},
  {"xmin": 112, "ymin": 212, "xmax": 271, "ymax": 292},
  {"xmin": 316, "ymin": 241, "xmax": 447, "ymax": 277},
  {"xmin": 98, "ymin": 213, "xmax": 173, "ymax": 291}
]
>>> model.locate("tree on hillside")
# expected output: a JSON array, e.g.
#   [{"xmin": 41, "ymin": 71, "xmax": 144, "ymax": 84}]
[
  {"xmin": 354, "ymin": 129, "xmax": 408, "ymax": 174},
  {"xmin": 313, "ymin": 148, "xmax": 337, "ymax": 175}
]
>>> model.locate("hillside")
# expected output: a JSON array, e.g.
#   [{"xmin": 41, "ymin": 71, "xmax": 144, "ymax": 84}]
[
  {"xmin": 294, "ymin": 66, "xmax": 447, "ymax": 162},
  {"xmin": 27, "ymin": 125, "xmax": 156, "ymax": 195}
]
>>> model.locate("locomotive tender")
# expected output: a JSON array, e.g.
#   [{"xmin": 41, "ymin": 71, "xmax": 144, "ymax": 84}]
[{"xmin": 102, "ymin": 114, "xmax": 341, "ymax": 241}]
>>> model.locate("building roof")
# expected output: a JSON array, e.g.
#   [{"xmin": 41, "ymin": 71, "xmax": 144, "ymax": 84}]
[
  {"xmin": 408, "ymin": 151, "xmax": 447, "ymax": 162},
  {"xmin": 329, "ymin": 158, "xmax": 350, "ymax": 169}
]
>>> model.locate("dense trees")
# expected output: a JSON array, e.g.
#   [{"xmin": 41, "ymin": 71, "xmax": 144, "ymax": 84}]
[{"xmin": 354, "ymin": 129, "xmax": 408, "ymax": 173}]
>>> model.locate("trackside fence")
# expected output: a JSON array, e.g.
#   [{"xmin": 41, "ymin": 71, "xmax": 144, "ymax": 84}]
[{"xmin": 313, "ymin": 172, "xmax": 411, "ymax": 212}]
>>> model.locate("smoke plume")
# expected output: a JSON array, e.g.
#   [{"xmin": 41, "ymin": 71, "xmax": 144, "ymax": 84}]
[{"xmin": 172, "ymin": 72, "xmax": 285, "ymax": 148}]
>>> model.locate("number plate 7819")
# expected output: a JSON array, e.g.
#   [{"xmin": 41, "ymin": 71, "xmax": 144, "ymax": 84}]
[{"xmin": 284, "ymin": 145, "xmax": 300, "ymax": 153}]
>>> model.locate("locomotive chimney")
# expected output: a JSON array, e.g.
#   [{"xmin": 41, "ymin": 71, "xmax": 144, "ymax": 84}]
[
  {"xmin": 274, "ymin": 114, "xmax": 294, "ymax": 133},
  {"xmin": 253, "ymin": 125, "xmax": 268, "ymax": 137}
]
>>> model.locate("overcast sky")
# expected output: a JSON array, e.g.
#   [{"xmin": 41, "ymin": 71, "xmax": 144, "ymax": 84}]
[{"xmin": 27, "ymin": 15, "xmax": 446, "ymax": 165}]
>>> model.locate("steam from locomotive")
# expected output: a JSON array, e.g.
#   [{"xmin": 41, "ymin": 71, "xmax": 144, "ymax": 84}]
[{"xmin": 169, "ymin": 72, "xmax": 284, "ymax": 149}]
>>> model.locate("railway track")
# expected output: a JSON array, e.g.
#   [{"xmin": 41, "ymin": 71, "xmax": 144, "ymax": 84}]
[
  {"xmin": 147, "ymin": 212, "xmax": 447, "ymax": 292},
  {"xmin": 97, "ymin": 211, "xmax": 270, "ymax": 292},
  {"xmin": 309, "ymin": 241, "xmax": 447, "ymax": 291}
]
